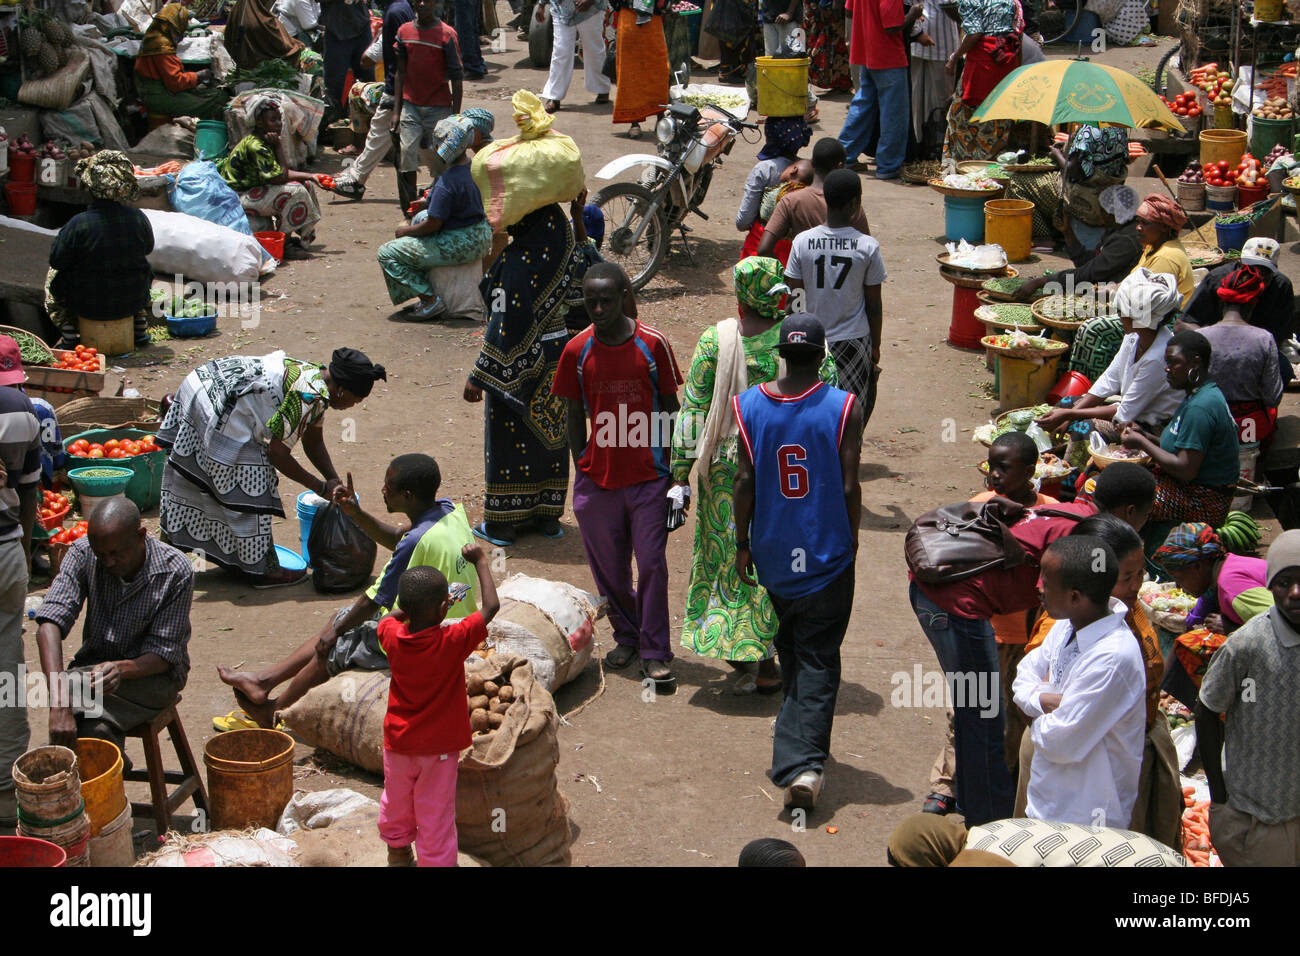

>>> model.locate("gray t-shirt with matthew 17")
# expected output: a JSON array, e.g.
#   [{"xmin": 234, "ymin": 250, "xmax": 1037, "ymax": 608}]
[{"xmin": 785, "ymin": 224, "xmax": 887, "ymax": 344}]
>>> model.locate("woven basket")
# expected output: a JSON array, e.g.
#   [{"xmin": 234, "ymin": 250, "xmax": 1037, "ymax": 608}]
[
  {"xmin": 17, "ymin": 49, "xmax": 91, "ymax": 112},
  {"xmin": 981, "ymin": 335, "xmax": 1069, "ymax": 361},
  {"xmin": 55, "ymin": 396, "xmax": 162, "ymax": 434}
]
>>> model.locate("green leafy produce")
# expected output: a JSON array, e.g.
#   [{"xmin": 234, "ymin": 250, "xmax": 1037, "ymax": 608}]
[
  {"xmin": 1215, "ymin": 213, "xmax": 1251, "ymax": 225},
  {"xmin": 676, "ymin": 92, "xmax": 749, "ymax": 113},
  {"xmin": 147, "ymin": 326, "xmax": 172, "ymax": 343},
  {"xmin": 986, "ymin": 304, "xmax": 1037, "ymax": 326},
  {"xmin": 229, "ymin": 59, "xmax": 301, "ymax": 90},
  {"xmin": 169, "ymin": 297, "xmax": 216, "ymax": 318},
  {"xmin": 6, "ymin": 329, "xmax": 55, "ymax": 366}
]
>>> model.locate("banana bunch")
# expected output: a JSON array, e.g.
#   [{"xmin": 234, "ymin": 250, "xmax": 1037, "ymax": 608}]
[{"xmin": 1217, "ymin": 511, "xmax": 1263, "ymax": 555}]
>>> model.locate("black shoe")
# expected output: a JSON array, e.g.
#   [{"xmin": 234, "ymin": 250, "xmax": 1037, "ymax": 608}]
[
  {"xmin": 465, "ymin": 69, "xmax": 487, "ymax": 80},
  {"xmin": 922, "ymin": 792, "xmax": 956, "ymax": 815},
  {"xmin": 333, "ymin": 179, "xmax": 366, "ymax": 199}
]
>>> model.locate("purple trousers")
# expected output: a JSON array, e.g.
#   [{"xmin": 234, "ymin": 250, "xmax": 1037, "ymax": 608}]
[{"xmin": 572, "ymin": 471, "xmax": 673, "ymax": 661}]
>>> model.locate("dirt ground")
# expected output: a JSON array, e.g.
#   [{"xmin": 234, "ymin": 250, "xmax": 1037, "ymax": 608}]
[{"xmin": 17, "ymin": 29, "xmax": 1296, "ymax": 866}]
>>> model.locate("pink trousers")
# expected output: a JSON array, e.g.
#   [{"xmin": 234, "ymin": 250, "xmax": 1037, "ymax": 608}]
[{"xmin": 379, "ymin": 749, "xmax": 459, "ymax": 867}]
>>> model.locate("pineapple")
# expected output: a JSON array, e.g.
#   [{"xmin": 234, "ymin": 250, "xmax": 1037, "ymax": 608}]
[
  {"xmin": 36, "ymin": 40, "xmax": 58, "ymax": 75},
  {"xmin": 20, "ymin": 26, "xmax": 41, "ymax": 58},
  {"xmin": 41, "ymin": 16, "xmax": 73, "ymax": 48}
]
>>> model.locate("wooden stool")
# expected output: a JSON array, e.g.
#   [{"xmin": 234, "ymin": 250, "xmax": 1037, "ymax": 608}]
[{"xmin": 123, "ymin": 696, "xmax": 209, "ymax": 836}]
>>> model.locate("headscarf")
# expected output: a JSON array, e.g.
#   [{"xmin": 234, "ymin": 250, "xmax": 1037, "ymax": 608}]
[
  {"xmin": 76, "ymin": 150, "xmax": 140, "ymax": 202},
  {"xmin": 733, "ymin": 257, "xmax": 789, "ymax": 319},
  {"xmin": 1266, "ymin": 528, "xmax": 1300, "ymax": 586},
  {"xmin": 434, "ymin": 115, "xmax": 476, "ymax": 164},
  {"xmin": 1114, "ymin": 268, "xmax": 1182, "ymax": 330},
  {"xmin": 1100, "ymin": 184, "xmax": 1139, "ymax": 225},
  {"xmin": 1135, "ymin": 194, "xmax": 1187, "ymax": 232},
  {"xmin": 1154, "ymin": 522, "xmax": 1225, "ymax": 569},
  {"xmin": 757, "ymin": 117, "xmax": 811, "ymax": 161},
  {"xmin": 247, "ymin": 92, "xmax": 281, "ymax": 126},
  {"xmin": 328, "ymin": 348, "xmax": 387, "ymax": 398},
  {"xmin": 140, "ymin": 2, "xmax": 190, "ymax": 57},
  {"xmin": 582, "ymin": 203, "xmax": 605, "ymax": 245},
  {"xmin": 1216, "ymin": 263, "xmax": 1268, "ymax": 306},
  {"xmin": 461, "ymin": 107, "xmax": 495, "ymax": 140},
  {"xmin": 1069, "ymin": 125, "xmax": 1128, "ymax": 180}
]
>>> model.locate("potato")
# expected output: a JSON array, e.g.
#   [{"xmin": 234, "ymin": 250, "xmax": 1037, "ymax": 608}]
[
  {"xmin": 483, "ymin": 680, "xmax": 499, "ymax": 697},
  {"xmin": 466, "ymin": 673, "xmax": 486, "ymax": 696},
  {"xmin": 490, "ymin": 698, "xmax": 510, "ymax": 715},
  {"xmin": 468, "ymin": 694, "xmax": 490, "ymax": 711},
  {"xmin": 470, "ymin": 709, "xmax": 490, "ymax": 732},
  {"xmin": 497, "ymin": 685, "xmax": 514, "ymax": 703},
  {"xmin": 487, "ymin": 712, "xmax": 504, "ymax": 729}
]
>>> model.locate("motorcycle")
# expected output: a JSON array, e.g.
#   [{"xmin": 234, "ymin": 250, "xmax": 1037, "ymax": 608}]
[{"xmin": 591, "ymin": 99, "xmax": 758, "ymax": 291}]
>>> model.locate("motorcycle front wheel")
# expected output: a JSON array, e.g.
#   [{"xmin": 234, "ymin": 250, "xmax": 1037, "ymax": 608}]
[{"xmin": 591, "ymin": 181, "xmax": 669, "ymax": 293}]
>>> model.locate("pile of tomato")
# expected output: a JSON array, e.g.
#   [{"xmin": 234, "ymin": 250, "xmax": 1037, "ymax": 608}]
[
  {"xmin": 52, "ymin": 345, "xmax": 100, "ymax": 372},
  {"xmin": 316, "ymin": 173, "xmax": 337, "ymax": 191},
  {"xmin": 50, "ymin": 521, "xmax": 89, "ymax": 546},
  {"xmin": 1165, "ymin": 92, "xmax": 1202, "ymax": 118},
  {"xmin": 39, "ymin": 489, "xmax": 70, "ymax": 525},
  {"xmin": 1203, "ymin": 160, "xmax": 1241, "ymax": 187},
  {"xmin": 68, "ymin": 435, "xmax": 161, "ymax": 459}
]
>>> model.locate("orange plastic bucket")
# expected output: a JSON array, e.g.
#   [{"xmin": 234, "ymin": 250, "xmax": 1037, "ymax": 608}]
[
  {"xmin": 255, "ymin": 231, "xmax": 285, "ymax": 261},
  {"xmin": 75, "ymin": 738, "xmax": 126, "ymax": 836}
]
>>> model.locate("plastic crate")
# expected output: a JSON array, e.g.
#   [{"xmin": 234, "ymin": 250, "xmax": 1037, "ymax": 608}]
[{"xmin": 63, "ymin": 429, "xmax": 165, "ymax": 512}]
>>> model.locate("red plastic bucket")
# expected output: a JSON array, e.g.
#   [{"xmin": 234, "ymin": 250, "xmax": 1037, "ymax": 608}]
[
  {"xmin": 5, "ymin": 182, "xmax": 37, "ymax": 216},
  {"xmin": 1237, "ymin": 182, "xmax": 1269, "ymax": 207},
  {"xmin": 255, "ymin": 231, "xmax": 285, "ymax": 261},
  {"xmin": 0, "ymin": 835, "xmax": 67, "ymax": 866},
  {"xmin": 947, "ymin": 286, "xmax": 985, "ymax": 349},
  {"xmin": 7, "ymin": 149, "xmax": 35, "ymax": 183},
  {"xmin": 1047, "ymin": 370, "xmax": 1092, "ymax": 405}
]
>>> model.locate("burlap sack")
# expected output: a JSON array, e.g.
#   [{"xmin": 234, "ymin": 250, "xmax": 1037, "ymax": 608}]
[
  {"xmin": 282, "ymin": 669, "xmax": 390, "ymax": 774},
  {"xmin": 487, "ymin": 575, "xmax": 597, "ymax": 692}
]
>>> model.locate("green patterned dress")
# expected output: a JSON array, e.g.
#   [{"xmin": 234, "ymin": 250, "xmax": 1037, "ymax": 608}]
[{"xmin": 670, "ymin": 322, "xmax": 835, "ymax": 661}]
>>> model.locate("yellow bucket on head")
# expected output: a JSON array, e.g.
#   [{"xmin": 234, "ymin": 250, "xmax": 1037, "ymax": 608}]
[
  {"xmin": 756, "ymin": 56, "xmax": 810, "ymax": 118},
  {"xmin": 984, "ymin": 199, "xmax": 1034, "ymax": 262},
  {"xmin": 1200, "ymin": 128, "xmax": 1246, "ymax": 167},
  {"xmin": 996, "ymin": 353, "xmax": 1063, "ymax": 412}
]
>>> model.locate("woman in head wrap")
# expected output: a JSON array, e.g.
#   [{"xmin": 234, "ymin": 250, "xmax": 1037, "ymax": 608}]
[
  {"xmin": 1121, "ymin": 329, "xmax": 1240, "ymax": 529},
  {"xmin": 375, "ymin": 114, "xmax": 493, "ymax": 320},
  {"xmin": 1052, "ymin": 125, "xmax": 1130, "ymax": 259},
  {"xmin": 1038, "ymin": 268, "xmax": 1183, "ymax": 443},
  {"xmin": 46, "ymin": 151, "xmax": 155, "ymax": 350},
  {"xmin": 1133, "ymin": 193, "xmax": 1194, "ymax": 306},
  {"xmin": 218, "ymin": 97, "xmax": 322, "ymax": 251},
  {"xmin": 736, "ymin": 117, "xmax": 812, "ymax": 237},
  {"xmin": 942, "ymin": 0, "xmax": 1022, "ymax": 160},
  {"xmin": 135, "ymin": 3, "xmax": 231, "ymax": 121},
  {"xmin": 1018, "ymin": 184, "xmax": 1143, "ymax": 303},
  {"xmin": 1196, "ymin": 262, "xmax": 1285, "ymax": 447},
  {"xmin": 462, "ymin": 200, "xmax": 594, "ymax": 546},
  {"xmin": 667, "ymin": 258, "xmax": 835, "ymax": 693},
  {"xmin": 155, "ymin": 347, "xmax": 386, "ymax": 587}
]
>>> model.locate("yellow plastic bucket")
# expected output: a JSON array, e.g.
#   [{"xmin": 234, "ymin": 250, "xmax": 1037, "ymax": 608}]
[
  {"xmin": 77, "ymin": 317, "xmax": 135, "ymax": 356},
  {"xmin": 756, "ymin": 56, "xmax": 810, "ymax": 117},
  {"xmin": 984, "ymin": 199, "xmax": 1034, "ymax": 262},
  {"xmin": 75, "ymin": 738, "xmax": 126, "ymax": 836},
  {"xmin": 996, "ymin": 353, "xmax": 1063, "ymax": 412},
  {"xmin": 1200, "ymin": 128, "xmax": 1247, "ymax": 168},
  {"xmin": 1256, "ymin": 0, "xmax": 1284, "ymax": 19}
]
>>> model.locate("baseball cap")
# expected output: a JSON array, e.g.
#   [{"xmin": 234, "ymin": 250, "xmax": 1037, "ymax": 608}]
[
  {"xmin": 0, "ymin": 336, "xmax": 24, "ymax": 387},
  {"xmin": 1240, "ymin": 237, "xmax": 1280, "ymax": 272},
  {"xmin": 777, "ymin": 313, "xmax": 826, "ymax": 353}
]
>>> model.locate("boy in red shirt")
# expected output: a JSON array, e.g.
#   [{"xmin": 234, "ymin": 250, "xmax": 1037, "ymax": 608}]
[
  {"xmin": 377, "ymin": 544, "xmax": 499, "ymax": 867},
  {"xmin": 394, "ymin": 0, "xmax": 464, "ymax": 211},
  {"xmin": 551, "ymin": 262, "xmax": 683, "ymax": 686}
]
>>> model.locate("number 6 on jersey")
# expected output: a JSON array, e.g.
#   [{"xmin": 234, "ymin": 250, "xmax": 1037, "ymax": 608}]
[{"xmin": 777, "ymin": 444, "xmax": 809, "ymax": 498}]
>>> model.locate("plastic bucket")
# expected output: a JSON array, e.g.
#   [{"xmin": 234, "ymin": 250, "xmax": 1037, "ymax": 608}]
[
  {"xmin": 204, "ymin": 728, "xmax": 296, "ymax": 830},
  {"xmin": 64, "ymin": 429, "xmax": 166, "ymax": 511},
  {"xmin": 255, "ymin": 230, "xmax": 285, "ymax": 262},
  {"xmin": 1237, "ymin": 182, "xmax": 1269, "ymax": 207},
  {"xmin": 1177, "ymin": 181, "xmax": 1207, "ymax": 211},
  {"xmin": 984, "ymin": 199, "xmax": 1033, "ymax": 262},
  {"xmin": 755, "ymin": 56, "xmax": 810, "ymax": 117},
  {"xmin": 87, "ymin": 802, "xmax": 134, "ymax": 866},
  {"xmin": 1214, "ymin": 103, "xmax": 1234, "ymax": 129},
  {"xmin": 0, "ymin": 836, "xmax": 67, "ymax": 867},
  {"xmin": 4, "ymin": 181, "xmax": 36, "ymax": 216},
  {"xmin": 997, "ymin": 353, "xmax": 1064, "ymax": 412},
  {"xmin": 194, "ymin": 119, "xmax": 229, "ymax": 160},
  {"xmin": 20, "ymin": 810, "xmax": 90, "ymax": 866},
  {"xmin": 944, "ymin": 194, "xmax": 986, "ymax": 243},
  {"xmin": 297, "ymin": 490, "xmax": 326, "ymax": 563},
  {"xmin": 1205, "ymin": 183, "xmax": 1237, "ymax": 211},
  {"xmin": 1249, "ymin": 115, "xmax": 1293, "ymax": 158},
  {"xmin": 74, "ymin": 738, "xmax": 126, "ymax": 836},
  {"xmin": 1064, "ymin": 9, "xmax": 1099, "ymax": 42},
  {"xmin": 7, "ymin": 149, "xmax": 35, "ymax": 183},
  {"xmin": 1231, "ymin": 441, "xmax": 1261, "ymax": 512},
  {"xmin": 1215, "ymin": 218, "xmax": 1250, "ymax": 251},
  {"xmin": 1256, "ymin": 0, "xmax": 1284, "ymax": 19},
  {"xmin": 947, "ymin": 286, "xmax": 985, "ymax": 350},
  {"xmin": 12, "ymin": 746, "xmax": 82, "ymax": 823},
  {"xmin": 1200, "ymin": 129, "xmax": 1247, "ymax": 168},
  {"xmin": 77, "ymin": 316, "xmax": 134, "ymax": 355},
  {"xmin": 1047, "ymin": 370, "xmax": 1093, "ymax": 405}
]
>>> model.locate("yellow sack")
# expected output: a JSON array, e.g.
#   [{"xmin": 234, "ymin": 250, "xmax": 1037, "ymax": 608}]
[{"xmin": 472, "ymin": 90, "xmax": 587, "ymax": 231}]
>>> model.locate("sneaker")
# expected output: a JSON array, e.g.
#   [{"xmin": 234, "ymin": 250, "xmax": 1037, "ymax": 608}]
[
  {"xmin": 333, "ymin": 178, "xmax": 366, "ymax": 199},
  {"xmin": 785, "ymin": 769, "xmax": 823, "ymax": 810},
  {"xmin": 408, "ymin": 296, "xmax": 448, "ymax": 321}
]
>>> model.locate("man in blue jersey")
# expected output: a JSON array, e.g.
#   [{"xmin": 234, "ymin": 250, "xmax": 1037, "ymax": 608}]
[{"xmin": 733, "ymin": 315, "xmax": 863, "ymax": 811}]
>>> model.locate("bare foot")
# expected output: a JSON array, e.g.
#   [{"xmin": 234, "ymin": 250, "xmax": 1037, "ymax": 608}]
[{"xmin": 217, "ymin": 665, "xmax": 269, "ymax": 706}]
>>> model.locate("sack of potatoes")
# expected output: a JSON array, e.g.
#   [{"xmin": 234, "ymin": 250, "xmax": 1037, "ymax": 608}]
[{"xmin": 466, "ymin": 668, "xmax": 517, "ymax": 735}]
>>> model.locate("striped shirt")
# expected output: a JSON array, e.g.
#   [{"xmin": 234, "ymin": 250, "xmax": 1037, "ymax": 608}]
[
  {"xmin": 397, "ymin": 20, "xmax": 463, "ymax": 107},
  {"xmin": 37, "ymin": 536, "xmax": 195, "ymax": 682},
  {"xmin": 0, "ymin": 386, "xmax": 42, "ymax": 544},
  {"xmin": 911, "ymin": 0, "xmax": 959, "ymax": 60}
]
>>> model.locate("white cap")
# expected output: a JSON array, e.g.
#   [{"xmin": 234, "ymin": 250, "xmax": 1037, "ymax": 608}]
[{"xmin": 1240, "ymin": 237, "xmax": 1280, "ymax": 272}]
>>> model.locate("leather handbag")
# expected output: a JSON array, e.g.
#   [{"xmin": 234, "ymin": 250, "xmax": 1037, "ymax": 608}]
[{"xmin": 904, "ymin": 498, "xmax": 1029, "ymax": 584}]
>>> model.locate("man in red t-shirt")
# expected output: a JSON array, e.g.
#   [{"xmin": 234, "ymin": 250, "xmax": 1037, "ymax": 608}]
[
  {"xmin": 840, "ymin": 0, "xmax": 910, "ymax": 179},
  {"xmin": 377, "ymin": 547, "xmax": 499, "ymax": 867},
  {"xmin": 394, "ymin": 0, "xmax": 464, "ymax": 208},
  {"xmin": 552, "ymin": 262, "xmax": 684, "ymax": 685}
]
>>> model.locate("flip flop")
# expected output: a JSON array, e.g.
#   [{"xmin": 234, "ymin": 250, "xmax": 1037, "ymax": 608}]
[
  {"xmin": 472, "ymin": 522, "xmax": 514, "ymax": 547},
  {"xmin": 211, "ymin": 710, "xmax": 283, "ymax": 732},
  {"xmin": 641, "ymin": 659, "xmax": 676, "ymax": 687},
  {"xmin": 733, "ymin": 672, "xmax": 758, "ymax": 695},
  {"xmin": 605, "ymin": 644, "xmax": 637, "ymax": 669}
]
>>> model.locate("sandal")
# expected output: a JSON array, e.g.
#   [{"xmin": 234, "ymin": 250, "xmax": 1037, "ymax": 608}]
[
  {"xmin": 628, "ymin": 122, "xmax": 642, "ymax": 140},
  {"xmin": 544, "ymin": 99, "xmax": 561, "ymax": 113},
  {"xmin": 605, "ymin": 644, "xmax": 637, "ymax": 669},
  {"xmin": 733, "ymin": 672, "xmax": 758, "ymax": 695},
  {"xmin": 472, "ymin": 521, "xmax": 515, "ymax": 547},
  {"xmin": 212, "ymin": 710, "xmax": 284, "ymax": 732},
  {"xmin": 922, "ymin": 792, "xmax": 956, "ymax": 815},
  {"xmin": 535, "ymin": 518, "xmax": 564, "ymax": 539},
  {"xmin": 641, "ymin": 657, "xmax": 675, "ymax": 686}
]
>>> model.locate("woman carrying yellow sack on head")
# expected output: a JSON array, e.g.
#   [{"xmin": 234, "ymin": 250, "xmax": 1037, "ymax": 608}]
[{"xmin": 134, "ymin": 3, "xmax": 231, "ymax": 121}]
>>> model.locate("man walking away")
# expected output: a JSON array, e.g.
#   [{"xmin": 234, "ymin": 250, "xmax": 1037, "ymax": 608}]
[
  {"xmin": 321, "ymin": 0, "xmax": 376, "ymax": 119},
  {"xmin": 733, "ymin": 315, "xmax": 863, "ymax": 811},
  {"xmin": 784, "ymin": 168, "xmax": 887, "ymax": 423},
  {"xmin": 840, "ymin": 0, "xmax": 909, "ymax": 179},
  {"xmin": 540, "ymin": 0, "xmax": 612, "ymax": 113}
]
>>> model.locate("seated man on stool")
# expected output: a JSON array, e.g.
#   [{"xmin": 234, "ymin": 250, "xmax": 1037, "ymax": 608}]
[{"xmin": 35, "ymin": 498, "xmax": 194, "ymax": 753}]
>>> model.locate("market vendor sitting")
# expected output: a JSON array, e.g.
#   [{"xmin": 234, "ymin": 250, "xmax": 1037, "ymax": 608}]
[
  {"xmin": 33, "ymin": 499, "xmax": 195, "ymax": 753},
  {"xmin": 134, "ymin": 3, "xmax": 231, "ymax": 122},
  {"xmin": 1053, "ymin": 126, "xmax": 1131, "ymax": 263},
  {"xmin": 1155, "ymin": 522, "xmax": 1271, "ymax": 636},
  {"xmin": 46, "ymin": 151, "xmax": 155, "ymax": 351},
  {"xmin": 1014, "ymin": 185, "xmax": 1143, "ymax": 301},
  {"xmin": 1036, "ymin": 269, "xmax": 1183, "ymax": 444}
]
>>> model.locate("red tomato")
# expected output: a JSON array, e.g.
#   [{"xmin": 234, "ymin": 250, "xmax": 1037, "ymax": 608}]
[{"xmin": 87, "ymin": 449, "xmax": 104, "ymax": 458}]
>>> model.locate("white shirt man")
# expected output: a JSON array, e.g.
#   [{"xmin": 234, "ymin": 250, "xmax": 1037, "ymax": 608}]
[{"xmin": 1012, "ymin": 597, "xmax": 1147, "ymax": 828}]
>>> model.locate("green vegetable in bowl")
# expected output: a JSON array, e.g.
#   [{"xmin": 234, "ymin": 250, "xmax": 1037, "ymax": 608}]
[
  {"xmin": 170, "ymin": 297, "xmax": 216, "ymax": 318},
  {"xmin": 987, "ymin": 304, "xmax": 1037, "ymax": 326}
]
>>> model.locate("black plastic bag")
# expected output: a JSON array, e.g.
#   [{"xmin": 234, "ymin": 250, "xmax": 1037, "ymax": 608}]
[
  {"xmin": 307, "ymin": 502, "xmax": 377, "ymax": 593},
  {"xmin": 603, "ymin": 38, "xmax": 618, "ymax": 83},
  {"xmin": 703, "ymin": 0, "xmax": 751, "ymax": 46}
]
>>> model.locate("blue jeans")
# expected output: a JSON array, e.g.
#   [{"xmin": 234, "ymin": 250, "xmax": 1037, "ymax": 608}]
[
  {"xmin": 455, "ymin": 0, "xmax": 487, "ymax": 73},
  {"xmin": 908, "ymin": 582, "xmax": 1014, "ymax": 826},
  {"xmin": 838, "ymin": 65, "xmax": 909, "ymax": 179}
]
